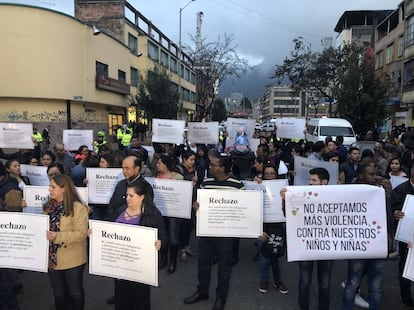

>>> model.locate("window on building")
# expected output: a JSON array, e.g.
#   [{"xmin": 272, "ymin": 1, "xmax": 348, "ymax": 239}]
[
  {"xmin": 404, "ymin": 59, "xmax": 414, "ymax": 86},
  {"xmin": 184, "ymin": 67, "xmax": 190, "ymax": 81},
  {"xmin": 375, "ymin": 50, "xmax": 384, "ymax": 69},
  {"xmin": 161, "ymin": 51, "xmax": 169, "ymax": 67},
  {"xmin": 406, "ymin": 15, "xmax": 414, "ymax": 47},
  {"xmin": 108, "ymin": 114, "xmax": 123, "ymax": 135},
  {"xmin": 118, "ymin": 70, "xmax": 126, "ymax": 82},
  {"xmin": 182, "ymin": 88, "xmax": 190, "ymax": 101},
  {"xmin": 96, "ymin": 62, "xmax": 108, "ymax": 77},
  {"xmin": 170, "ymin": 58, "xmax": 178, "ymax": 73},
  {"xmin": 386, "ymin": 44, "xmax": 394, "ymax": 64},
  {"xmin": 130, "ymin": 67, "xmax": 139, "ymax": 87},
  {"xmin": 398, "ymin": 36, "xmax": 404, "ymax": 57},
  {"xmin": 190, "ymin": 72, "xmax": 196, "ymax": 84},
  {"xmin": 148, "ymin": 41, "xmax": 159, "ymax": 61},
  {"xmin": 128, "ymin": 33, "xmax": 138, "ymax": 53},
  {"xmin": 190, "ymin": 91, "xmax": 196, "ymax": 103}
]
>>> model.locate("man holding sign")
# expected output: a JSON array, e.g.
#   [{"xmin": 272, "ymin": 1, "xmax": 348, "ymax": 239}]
[
  {"xmin": 282, "ymin": 167, "xmax": 333, "ymax": 310},
  {"xmin": 184, "ymin": 153, "xmax": 244, "ymax": 310},
  {"xmin": 392, "ymin": 162, "xmax": 414, "ymax": 308}
]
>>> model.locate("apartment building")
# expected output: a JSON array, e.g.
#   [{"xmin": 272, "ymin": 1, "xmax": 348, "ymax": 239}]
[
  {"xmin": 260, "ymin": 85, "xmax": 302, "ymax": 121},
  {"xmin": 375, "ymin": 2, "xmax": 405, "ymax": 125},
  {"xmin": 75, "ymin": 0, "xmax": 197, "ymax": 122},
  {"xmin": 402, "ymin": 0, "xmax": 414, "ymax": 126},
  {"xmin": 0, "ymin": 1, "xmax": 196, "ymax": 146}
]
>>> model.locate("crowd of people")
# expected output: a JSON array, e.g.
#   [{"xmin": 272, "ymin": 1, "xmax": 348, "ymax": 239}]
[{"xmin": 1, "ymin": 123, "xmax": 414, "ymax": 310}]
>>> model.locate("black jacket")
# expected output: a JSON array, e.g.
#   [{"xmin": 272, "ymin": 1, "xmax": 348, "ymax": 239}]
[
  {"xmin": 391, "ymin": 179, "xmax": 414, "ymax": 212},
  {"xmin": 113, "ymin": 203, "xmax": 167, "ymax": 248},
  {"xmin": 109, "ymin": 175, "xmax": 153, "ymax": 218}
]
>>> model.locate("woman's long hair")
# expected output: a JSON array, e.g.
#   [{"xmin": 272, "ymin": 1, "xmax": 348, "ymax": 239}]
[
  {"xmin": 127, "ymin": 180, "xmax": 155, "ymax": 210},
  {"xmin": 44, "ymin": 174, "xmax": 81, "ymax": 217}
]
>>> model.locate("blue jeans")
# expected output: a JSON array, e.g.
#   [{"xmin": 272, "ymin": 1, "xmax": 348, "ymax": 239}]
[
  {"xmin": 298, "ymin": 260, "xmax": 333, "ymax": 310},
  {"xmin": 48, "ymin": 264, "xmax": 85, "ymax": 310},
  {"xmin": 257, "ymin": 240, "xmax": 281, "ymax": 282},
  {"xmin": 342, "ymin": 259, "xmax": 387, "ymax": 310}
]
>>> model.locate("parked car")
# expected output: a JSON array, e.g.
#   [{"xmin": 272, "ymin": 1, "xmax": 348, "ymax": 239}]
[{"xmin": 258, "ymin": 122, "xmax": 276, "ymax": 132}]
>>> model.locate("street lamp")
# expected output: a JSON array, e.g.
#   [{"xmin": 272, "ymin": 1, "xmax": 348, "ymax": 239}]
[{"xmin": 178, "ymin": 0, "xmax": 196, "ymax": 120}]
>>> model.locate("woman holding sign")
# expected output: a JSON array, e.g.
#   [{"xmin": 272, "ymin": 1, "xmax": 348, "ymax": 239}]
[
  {"xmin": 44, "ymin": 174, "xmax": 89, "ymax": 310},
  {"xmin": 113, "ymin": 181, "xmax": 166, "ymax": 310},
  {"xmin": 156, "ymin": 154, "xmax": 184, "ymax": 274}
]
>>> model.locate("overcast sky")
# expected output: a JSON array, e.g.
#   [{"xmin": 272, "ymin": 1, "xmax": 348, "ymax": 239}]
[{"xmin": 4, "ymin": 0, "xmax": 403, "ymax": 98}]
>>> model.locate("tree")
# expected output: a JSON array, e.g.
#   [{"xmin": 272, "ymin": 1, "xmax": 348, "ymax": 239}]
[
  {"xmin": 274, "ymin": 38, "xmax": 389, "ymax": 134},
  {"xmin": 211, "ymin": 98, "xmax": 227, "ymax": 123},
  {"xmin": 274, "ymin": 38, "xmax": 339, "ymax": 117},
  {"xmin": 333, "ymin": 44, "xmax": 388, "ymax": 136},
  {"xmin": 135, "ymin": 66, "xmax": 179, "ymax": 120},
  {"xmin": 185, "ymin": 34, "xmax": 250, "ymax": 121}
]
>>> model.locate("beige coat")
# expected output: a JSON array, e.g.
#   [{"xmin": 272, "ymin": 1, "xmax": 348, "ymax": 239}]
[{"xmin": 52, "ymin": 201, "xmax": 88, "ymax": 270}]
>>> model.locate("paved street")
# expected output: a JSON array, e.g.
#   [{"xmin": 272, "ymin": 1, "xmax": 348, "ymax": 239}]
[{"xmin": 18, "ymin": 237, "xmax": 402, "ymax": 310}]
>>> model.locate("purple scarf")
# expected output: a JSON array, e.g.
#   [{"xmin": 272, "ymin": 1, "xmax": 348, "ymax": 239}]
[{"xmin": 48, "ymin": 200, "xmax": 65, "ymax": 269}]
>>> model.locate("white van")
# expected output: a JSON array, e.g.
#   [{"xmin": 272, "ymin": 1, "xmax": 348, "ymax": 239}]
[{"xmin": 305, "ymin": 118, "xmax": 356, "ymax": 146}]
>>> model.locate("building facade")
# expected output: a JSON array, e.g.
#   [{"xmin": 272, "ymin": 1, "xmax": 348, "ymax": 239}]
[
  {"xmin": 75, "ymin": 0, "xmax": 197, "ymax": 122},
  {"xmin": 260, "ymin": 85, "xmax": 302, "ymax": 122},
  {"xmin": 0, "ymin": 1, "xmax": 197, "ymax": 147},
  {"xmin": 0, "ymin": 3, "xmax": 133, "ymax": 143},
  {"xmin": 374, "ymin": 2, "xmax": 405, "ymax": 126},
  {"xmin": 402, "ymin": 0, "xmax": 414, "ymax": 126}
]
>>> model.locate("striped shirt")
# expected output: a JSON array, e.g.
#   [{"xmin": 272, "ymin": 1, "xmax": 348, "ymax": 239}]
[{"xmin": 201, "ymin": 176, "xmax": 244, "ymax": 190}]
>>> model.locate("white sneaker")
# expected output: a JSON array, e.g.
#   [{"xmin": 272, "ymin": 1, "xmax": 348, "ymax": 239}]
[{"xmin": 354, "ymin": 293, "xmax": 369, "ymax": 308}]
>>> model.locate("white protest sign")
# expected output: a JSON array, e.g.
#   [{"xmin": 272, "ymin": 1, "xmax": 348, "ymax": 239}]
[
  {"xmin": 24, "ymin": 186, "xmax": 88, "ymax": 214},
  {"xmin": 20, "ymin": 164, "xmax": 48, "ymax": 186},
  {"xmin": 404, "ymin": 238, "xmax": 414, "ymax": 281},
  {"xmin": 395, "ymin": 194, "xmax": 414, "ymax": 243},
  {"xmin": 196, "ymin": 189, "xmax": 263, "ymax": 238},
  {"xmin": 293, "ymin": 156, "xmax": 338, "ymax": 185},
  {"xmin": 187, "ymin": 122, "xmax": 219, "ymax": 144},
  {"xmin": 276, "ymin": 118, "xmax": 306, "ymax": 140},
  {"xmin": 89, "ymin": 220, "xmax": 158, "ymax": 286},
  {"xmin": 23, "ymin": 186, "xmax": 49, "ymax": 214},
  {"xmin": 244, "ymin": 179, "xmax": 288, "ymax": 223},
  {"xmin": 146, "ymin": 178, "xmax": 193, "ymax": 219},
  {"xmin": 226, "ymin": 118, "xmax": 256, "ymax": 139},
  {"xmin": 63, "ymin": 129, "xmax": 93, "ymax": 151},
  {"xmin": 0, "ymin": 212, "xmax": 49, "ymax": 272},
  {"xmin": 285, "ymin": 184, "xmax": 387, "ymax": 261},
  {"xmin": 86, "ymin": 168, "xmax": 123, "ymax": 204},
  {"xmin": 152, "ymin": 119, "xmax": 185, "ymax": 144},
  {"xmin": 0, "ymin": 123, "xmax": 34, "ymax": 149}
]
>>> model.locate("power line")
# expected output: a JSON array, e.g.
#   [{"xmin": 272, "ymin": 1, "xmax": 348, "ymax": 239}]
[{"xmin": 209, "ymin": 0, "xmax": 321, "ymax": 38}]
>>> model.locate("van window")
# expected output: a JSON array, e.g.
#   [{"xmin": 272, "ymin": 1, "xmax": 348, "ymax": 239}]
[
  {"xmin": 320, "ymin": 126, "xmax": 354, "ymax": 137},
  {"xmin": 307, "ymin": 125, "xmax": 316, "ymax": 135}
]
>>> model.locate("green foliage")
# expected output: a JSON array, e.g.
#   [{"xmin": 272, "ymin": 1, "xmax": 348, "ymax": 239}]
[
  {"xmin": 135, "ymin": 66, "xmax": 179, "ymax": 120},
  {"xmin": 333, "ymin": 44, "xmax": 388, "ymax": 135},
  {"xmin": 211, "ymin": 98, "xmax": 227, "ymax": 122},
  {"xmin": 274, "ymin": 38, "xmax": 389, "ymax": 134}
]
